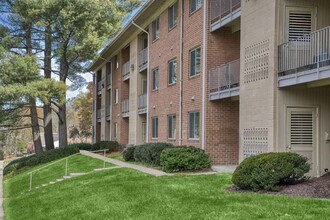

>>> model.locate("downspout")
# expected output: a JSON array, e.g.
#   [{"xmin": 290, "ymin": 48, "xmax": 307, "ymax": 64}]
[
  {"xmin": 132, "ymin": 21, "xmax": 150, "ymax": 143},
  {"xmin": 201, "ymin": 0, "xmax": 207, "ymax": 150},
  {"xmin": 179, "ymin": 0, "xmax": 184, "ymax": 146}
]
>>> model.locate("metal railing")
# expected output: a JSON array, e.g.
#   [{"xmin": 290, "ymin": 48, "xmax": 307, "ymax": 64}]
[
  {"xmin": 209, "ymin": 59, "xmax": 240, "ymax": 93},
  {"xmin": 138, "ymin": 47, "xmax": 148, "ymax": 69},
  {"xmin": 278, "ymin": 26, "xmax": 330, "ymax": 74},
  {"xmin": 97, "ymin": 81, "xmax": 102, "ymax": 92},
  {"xmin": 138, "ymin": 94, "xmax": 147, "ymax": 110},
  {"xmin": 28, "ymin": 153, "xmax": 80, "ymax": 191},
  {"xmin": 122, "ymin": 61, "xmax": 130, "ymax": 80},
  {"xmin": 122, "ymin": 99, "xmax": 129, "ymax": 114},
  {"xmin": 97, "ymin": 109, "xmax": 101, "ymax": 119},
  {"xmin": 210, "ymin": 0, "xmax": 241, "ymax": 24},
  {"xmin": 107, "ymin": 74, "xmax": 111, "ymax": 87},
  {"xmin": 106, "ymin": 105, "xmax": 110, "ymax": 117}
]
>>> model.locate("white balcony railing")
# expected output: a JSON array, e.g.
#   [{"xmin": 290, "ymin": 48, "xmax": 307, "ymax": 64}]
[
  {"xmin": 97, "ymin": 109, "xmax": 101, "ymax": 119},
  {"xmin": 210, "ymin": 0, "xmax": 241, "ymax": 28},
  {"xmin": 209, "ymin": 59, "xmax": 240, "ymax": 100},
  {"xmin": 279, "ymin": 26, "xmax": 330, "ymax": 74},
  {"xmin": 122, "ymin": 99, "xmax": 129, "ymax": 117},
  {"xmin": 138, "ymin": 47, "xmax": 148, "ymax": 71},
  {"xmin": 97, "ymin": 81, "xmax": 102, "ymax": 93},
  {"xmin": 138, "ymin": 94, "xmax": 147, "ymax": 114},
  {"xmin": 122, "ymin": 61, "xmax": 130, "ymax": 81},
  {"xmin": 106, "ymin": 106, "xmax": 110, "ymax": 117},
  {"xmin": 107, "ymin": 74, "xmax": 111, "ymax": 88}
]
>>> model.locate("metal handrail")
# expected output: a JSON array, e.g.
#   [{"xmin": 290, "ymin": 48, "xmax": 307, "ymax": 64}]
[
  {"xmin": 29, "ymin": 153, "xmax": 81, "ymax": 191},
  {"xmin": 209, "ymin": 59, "xmax": 240, "ymax": 94},
  {"xmin": 138, "ymin": 47, "xmax": 148, "ymax": 68},
  {"xmin": 278, "ymin": 26, "xmax": 330, "ymax": 73},
  {"xmin": 210, "ymin": 0, "xmax": 241, "ymax": 24}
]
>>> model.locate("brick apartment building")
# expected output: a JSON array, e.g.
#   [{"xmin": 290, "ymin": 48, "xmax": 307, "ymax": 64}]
[{"xmin": 89, "ymin": 0, "xmax": 330, "ymax": 177}]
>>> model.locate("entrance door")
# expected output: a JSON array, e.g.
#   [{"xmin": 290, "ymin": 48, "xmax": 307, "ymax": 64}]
[{"xmin": 286, "ymin": 107, "xmax": 318, "ymax": 176}]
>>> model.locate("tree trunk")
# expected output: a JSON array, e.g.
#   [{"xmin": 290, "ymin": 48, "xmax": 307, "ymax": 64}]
[
  {"xmin": 30, "ymin": 99, "xmax": 43, "ymax": 154},
  {"xmin": 26, "ymin": 22, "xmax": 43, "ymax": 154},
  {"xmin": 58, "ymin": 103, "xmax": 67, "ymax": 147},
  {"xmin": 44, "ymin": 23, "xmax": 54, "ymax": 150},
  {"xmin": 58, "ymin": 58, "xmax": 68, "ymax": 147}
]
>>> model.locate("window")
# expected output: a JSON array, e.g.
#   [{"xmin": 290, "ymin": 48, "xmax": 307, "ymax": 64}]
[
  {"xmin": 190, "ymin": 0, "xmax": 202, "ymax": 14},
  {"xmin": 190, "ymin": 47, "xmax": 201, "ymax": 77},
  {"xmin": 168, "ymin": 115, "xmax": 176, "ymax": 139},
  {"xmin": 168, "ymin": 2, "xmax": 178, "ymax": 30},
  {"xmin": 189, "ymin": 111, "xmax": 200, "ymax": 139},
  {"xmin": 152, "ymin": 117, "xmax": 158, "ymax": 139},
  {"xmin": 152, "ymin": 68, "xmax": 159, "ymax": 90},
  {"xmin": 168, "ymin": 59, "xmax": 177, "ymax": 85},
  {"xmin": 114, "ymin": 55, "xmax": 119, "ymax": 70},
  {"xmin": 114, "ymin": 123, "xmax": 118, "ymax": 139},
  {"xmin": 114, "ymin": 88, "xmax": 119, "ymax": 104},
  {"xmin": 152, "ymin": 17, "xmax": 159, "ymax": 41}
]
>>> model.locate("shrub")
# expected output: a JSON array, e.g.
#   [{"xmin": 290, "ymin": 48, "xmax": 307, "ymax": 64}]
[
  {"xmin": 134, "ymin": 143, "xmax": 173, "ymax": 166},
  {"xmin": 0, "ymin": 150, "xmax": 4, "ymax": 160},
  {"xmin": 91, "ymin": 141, "xmax": 122, "ymax": 152},
  {"xmin": 67, "ymin": 143, "xmax": 92, "ymax": 151},
  {"xmin": 160, "ymin": 146, "xmax": 211, "ymax": 173},
  {"xmin": 232, "ymin": 152, "xmax": 310, "ymax": 191},
  {"xmin": 123, "ymin": 146, "xmax": 136, "ymax": 161},
  {"xmin": 3, "ymin": 146, "xmax": 79, "ymax": 176}
]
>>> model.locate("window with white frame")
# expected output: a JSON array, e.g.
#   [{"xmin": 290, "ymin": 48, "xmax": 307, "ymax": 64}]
[
  {"xmin": 168, "ymin": 2, "xmax": 178, "ymax": 30},
  {"xmin": 152, "ymin": 68, "xmax": 159, "ymax": 90},
  {"xmin": 114, "ymin": 88, "xmax": 119, "ymax": 104},
  {"xmin": 168, "ymin": 59, "xmax": 177, "ymax": 85},
  {"xmin": 189, "ymin": 111, "xmax": 200, "ymax": 139},
  {"xmin": 152, "ymin": 17, "xmax": 159, "ymax": 41},
  {"xmin": 114, "ymin": 55, "xmax": 119, "ymax": 70},
  {"xmin": 152, "ymin": 117, "xmax": 158, "ymax": 139},
  {"xmin": 190, "ymin": 0, "xmax": 202, "ymax": 14},
  {"xmin": 168, "ymin": 115, "xmax": 176, "ymax": 139},
  {"xmin": 190, "ymin": 47, "xmax": 201, "ymax": 77},
  {"xmin": 114, "ymin": 122, "xmax": 118, "ymax": 139}
]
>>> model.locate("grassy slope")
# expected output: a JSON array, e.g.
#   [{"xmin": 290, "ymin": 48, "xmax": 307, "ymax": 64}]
[
  {"xmin": 4, "ymin": 155, "xmax": 114, "ymax": 198},
  {"xmin": 4, "ymin": 166, "xmax": 330, "ymax": 220}
]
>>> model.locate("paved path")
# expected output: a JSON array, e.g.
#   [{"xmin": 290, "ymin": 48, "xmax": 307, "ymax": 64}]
[
  {"xmin": 80, "ymin": 150, "xmax": 172, "ymax": 177},
  {"xmin": 0, "ymin": 161, "xmax": 5, "ymax": 219}
]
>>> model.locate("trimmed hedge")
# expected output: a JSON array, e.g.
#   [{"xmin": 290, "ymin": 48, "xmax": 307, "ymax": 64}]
[
  {"xmin": 160, "ymin": 146, "xmax": 211, "ymax": 172},
  {"xmin": 123, "ymin": 146, "xmax": 136, "ymax": 161},
  {"xmin": 134, "ymin": 143, "xmax": 173, "ymax": 166},
  {"xmin": 4, "ymin": 146, "xmax": 79, "ymax": 176},
  {"xmin": 91, "ymin": 141, "xmax": 122, "ymax": 152},
  {"xmin": 232, "ymin": 152, "xmax": 310, "ymax": 191},
  {"xmin": 68, "ymin": 143, "xmax": 93, "ymax": 151}
]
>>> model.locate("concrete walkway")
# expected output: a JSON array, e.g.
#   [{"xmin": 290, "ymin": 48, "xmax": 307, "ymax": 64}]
[
  {"xmin": 80, "ymin": 150, "xmax": 172, "ymax": 177},
  {"xmin": 0, "ymin": 161, "xmax": 5, "ymax": 220}
]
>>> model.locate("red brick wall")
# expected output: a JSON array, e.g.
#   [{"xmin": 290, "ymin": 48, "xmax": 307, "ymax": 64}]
[
  {"xmin": 205, "ymin": 6, "xmax": 241, "ymax": 164},
  {"xmin": 148, "ymin": 1, "xmax": 181, "ymax": 145}
]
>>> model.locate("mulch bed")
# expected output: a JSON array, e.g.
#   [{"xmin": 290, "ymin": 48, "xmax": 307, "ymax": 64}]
[
  {"xmin": 228, "ymin": 173, "xmax": 330, "ymax": 199},
  {"xmin": 276, "ymin": 173, "xmax": 330, "ymax": 199}
]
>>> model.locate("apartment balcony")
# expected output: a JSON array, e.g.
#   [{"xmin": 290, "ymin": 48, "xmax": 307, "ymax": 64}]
[
  {"xmin": 97, "ymin": 109, "xmax": 101, "ymax": 122},
  {"xmin": 106, "ymin": 106, "xmax": 111, "ymax": 121},
  {"xmin": 122, "ymin": 99, "xmax": 129, "ymax": 118},
  {"xmin": 278, "ymin": 26, "xmax": 330, "ymax": 87},
  {"xmin": 107, "ymin": 74, "xmax": 111, "ymax": 90},
  {"xmin": 209, "ymin": 59, "xmax": 240, "ymax": 100},
  {"xmin": 97, "ymin": 81, "xmax": 102, "ymax": 95},
  {"xmin": 122, "ymin": 61, "xmax": 130, "ymax": 81},
  {"xmin": 210, "ymin": 0, "xmax": 241, "ymax": 32},
  {"xmin": 138, "ymin": 94, "xmax": 147, "ymax": 115},
  {"xmin": 138, "ymin": 47, "xmax": 148, "ymax": 72}
]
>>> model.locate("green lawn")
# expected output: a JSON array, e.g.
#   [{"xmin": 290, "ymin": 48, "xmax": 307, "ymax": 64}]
[{"xmin": 4, "ymin": 157, "xmax": 330, "ymax": 220}]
